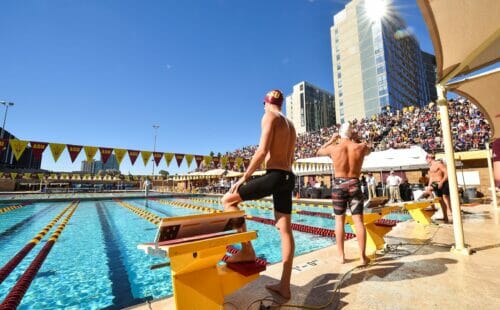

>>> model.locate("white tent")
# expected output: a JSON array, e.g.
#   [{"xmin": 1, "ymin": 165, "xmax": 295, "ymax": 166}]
[{"xmin": 294, "ymin": 146, "xmax": 429, "ymax": 174}]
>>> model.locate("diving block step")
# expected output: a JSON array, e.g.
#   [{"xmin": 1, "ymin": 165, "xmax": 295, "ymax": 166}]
[{"xmin": 137, "ymin": 211, "xmax": 264, "ymax": 310}]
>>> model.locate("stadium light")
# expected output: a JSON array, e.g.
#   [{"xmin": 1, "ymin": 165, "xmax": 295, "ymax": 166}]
[{"xmin": 365, "ymin": 0, "xmax": 387, "ymax": 22}]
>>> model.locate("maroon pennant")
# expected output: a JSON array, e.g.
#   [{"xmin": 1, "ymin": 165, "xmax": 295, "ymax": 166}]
[
  {"xmin": 212, "ymin": 156, "xmax": 220, "ymax": 168},
  {"xmin": 128, "ymin": 150, "xmax": 140, "ymax": 165},
  {"xmin": 175, "ymin": 153, "xmax": 185, "ymax": 167},
  {"xmin": 228, "ymin": 157, "xmax": 236, "ymax": 170},
  {"xmin": 99, "ymin": 147, "xmax": 113, "ymax": 164},
  {"xmin": 66, "ymin": 144, "xmax": 83, "ymax": 163},
  {"xmin": 153, "ymin": 152, "xmax": 163, "ymax": 166},
  {"xmin": 194, "ymin": 155, "xmax": 203, "ymax": 168},
  {"xmin": 243, "ymin": 158, "xmax": 250, "ymax": 168},
  {"xmin": 30, "ymin": 141, "xmax": 48, "ymax": 160}
]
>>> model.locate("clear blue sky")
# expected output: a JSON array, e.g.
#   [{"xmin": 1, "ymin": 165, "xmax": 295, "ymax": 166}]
[{"xmin": 0, "ymin": 0, "xmax": 434, "ymax": 175}]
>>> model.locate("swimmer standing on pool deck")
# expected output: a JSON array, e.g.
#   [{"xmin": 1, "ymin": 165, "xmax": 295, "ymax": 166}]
[
  {"xmin": 221, "ymin": 89, "xmax": 296, "ymax": 300},
  {"xmin": 316, "ymin": 123, "xmax": 372, "ymax": 265}
]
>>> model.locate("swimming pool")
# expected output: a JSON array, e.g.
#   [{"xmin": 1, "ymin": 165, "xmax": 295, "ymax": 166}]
[{"xmin": 0, "ymin": 196, "xmax": 341, "ymax": 309}]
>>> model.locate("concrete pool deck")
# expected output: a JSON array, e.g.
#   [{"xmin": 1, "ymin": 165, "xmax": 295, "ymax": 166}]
[{"xmin": 129, "ymin": 203, "xmax": 500, "ymax": 309}]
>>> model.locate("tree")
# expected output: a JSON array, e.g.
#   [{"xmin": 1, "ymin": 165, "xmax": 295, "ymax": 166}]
[{"xmin": 159, "ymin": 170, "xmax": 169, "ymax": 178}]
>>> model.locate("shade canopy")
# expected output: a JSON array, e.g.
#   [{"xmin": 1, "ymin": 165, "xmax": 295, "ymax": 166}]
[
  {"xmin": 295, "ymin": 146, "xmax": 429, "ymax": 172},
  {"xmin": 447, "ymin": 68, "xmax": 500, "ymax": 139},
  {"xmin": 417, "ymin": 0, "xmax": 500, "ymax": 82}
]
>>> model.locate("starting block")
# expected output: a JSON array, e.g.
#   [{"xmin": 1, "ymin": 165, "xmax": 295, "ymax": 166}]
[
  {"xmin": 399, "ymin": 198, "xmax": 441, "ymax": 226},
  {"xmin": 138, "ymin": 211, "xmax": 265, "ymax": 309},
  {"xmin": 346, "ymin": 199, "xmax": 398, "ymax": 253}
]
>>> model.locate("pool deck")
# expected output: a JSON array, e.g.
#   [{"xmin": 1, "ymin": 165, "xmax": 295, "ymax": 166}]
[{"xmin": 129, "ymin": 203, "xmax": 500, "ymax": 309}]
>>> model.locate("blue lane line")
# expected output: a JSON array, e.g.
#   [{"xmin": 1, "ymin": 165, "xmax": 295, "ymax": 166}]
[
  {"xmin": 139, "ymin": 201, "xmax": 172, "ymax": 217},
  {"xmin": 0, "ymin": 204, "xmax": 54, "ymax": 242},
  {"xmin": 96, "ymin": 202, "xmax": 148, "ymax": 309}
]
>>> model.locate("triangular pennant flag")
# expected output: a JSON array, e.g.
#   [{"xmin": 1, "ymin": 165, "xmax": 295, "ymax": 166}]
[
  {"xmin": 235, "ymin": 157, "xmax": 243, "ymax": 170},
  {"xmin": 221, "ymin": 156, "xmax": 228, "ymax": 169},
  {"xmin": 228, "ymin": 157, "xmax": 236, "ymax": 170},
  {"xmin": 203, "ymin": 155, "xmax": 212, "ymax": 167},
  {"xmin": 194, "ymin": 155, "xmax": 203, "ymax": 168},
  {"xmin": 164, "ymin": 153, "xmax": 174, "ymax": 167},
  {"xmin": 243, "ymin": 158, "xmax": 250, "ymax": 168},
  {"xmin": 23, "ymin": 173, "xmax": 32, "ymax": 179},
  {"xmin": 9, "ymin": 139, "xmax": 29, "ymax": 161},
  {"xmin": 10, "ymin": 172, "xmax": 18, "ymax": 179},
  {"xmin": 30, "ymin": 141, "xmax": 48, "ymax": 160},
  {"xmin": 128, "ymin": 150, "xmax": 140, "ymax": 165},
  {"xmin": 84, "ymin": 146, "xmax": 98, "ymax": 162},
  {"xmin": 0, "ymin": 139, "xmax": 8, "ymax": 150},
  {"xmin": 49, "ymin": 143, "xmax": 66, "ymax": 162},
  {"xmin": 125, "ymin": 175, "xmax": 130, "ymax": 181},
  {"xmin": 99, "ymin": 147, "xmax": 113, "ymax": 164},
  {"xmin": 212, "ymin": 156, "xmax": 220, "ymax": 168},
  {"xmin": 175, "ymin": 154, "xmax": 185, "ymax": 167},
  {"xmin": 185, "ymin": 154, "xmax": 194, "ymax": 168},
  {"xmin": 114, "ymin": 148, "xmax": 127, "ymax": 165},
  {"xmin": 66, "ymin": 144, "xmax": 83, "ymax": 163},
  {"xmin": 37, "ymin": 173, "xmax": 45, "ymax": 180},
  {"xmin": 141, "ymin": 151, "xmax": 152, "ymax": 166},
  {"xmin": 153, "ymin": 152, "xmax": 163, "ymax": 166}
]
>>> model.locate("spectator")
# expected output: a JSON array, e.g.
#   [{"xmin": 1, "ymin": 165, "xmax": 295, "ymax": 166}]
[{"xmin": 386, "ymin": 171, "xmax": 402, "ymax": 203}]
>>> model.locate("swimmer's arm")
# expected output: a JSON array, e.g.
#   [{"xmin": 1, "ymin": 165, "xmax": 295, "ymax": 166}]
[
  {"xmin": 439, "ymin": 162, "xmax": 448, "ymax": 187},
  {"xmin": 364, "ymin": 142, "xmax": 372, "ymax": 156},
  {"xmin": 289, "ymin": 126, "xmax": 296, "ymax": 166},
  {"xmin": 316, "ymin": 133, "xmax": 338, "ymax": 156},
  {"xmin": 243, "ymin": 113, "xmax": 273, "ymax": 180}
]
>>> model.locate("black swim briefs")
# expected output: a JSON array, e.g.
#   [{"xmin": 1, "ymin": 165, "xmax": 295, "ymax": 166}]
[
  {"xmin": 431, "ymin": 180, "xmax": 449, "ymax": 197},
  {"xmin": 332, "ymin": 178, "xmax": 364, "ymax": 216},
  {"xmin": 238, "ymin": 169, "xmax": 295, "ymax": 214}
]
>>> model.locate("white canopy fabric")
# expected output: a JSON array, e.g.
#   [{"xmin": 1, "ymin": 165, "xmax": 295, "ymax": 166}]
[
  {"xmin": 447, "ymin": 68, "xmax": 500, "ymax": 139},
  {"xmin": 294, "ymin": 146, "xmax": 429, "ymax": 173}
]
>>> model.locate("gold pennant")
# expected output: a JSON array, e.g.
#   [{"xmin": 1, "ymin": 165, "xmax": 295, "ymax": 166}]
[
  {"xmin": 114, "ymin": 148, "xmax": 127, "ymax": 165},
  {"xmin": 185, "ymin": 154, "xmax": 194, "ymax": 168},
  {"xmin": 49, "ymin": 143, "xmax": 66, "ymax": 162},
  {"xmin": 9, "ymin": 139, "xmax": 29, "ymax": 161},
  {"xmin": 164, "ymin": 153, "xmax": 174, "ymax": 167},
  {"xmin": 84, "ymin": 146, "xmax": 98, "ymax": 162},
  {"xmin": 141, "ymin": 151, "xmax": 152, "ymax": 166},
  {"xmin": 203, "ymin": 155, "xmax": 212, "ymax": 167}
]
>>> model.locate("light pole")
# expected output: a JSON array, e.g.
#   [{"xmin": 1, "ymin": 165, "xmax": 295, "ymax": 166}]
[
  {"xmin": 0, "ymin": 101, "xmax": 14, "ymax": 166},
  {"xmin": 0, "ymin": 101, "xmax": 14, "ymax": 139},
  {"xmin": 152, "ymin": 125, "xmax": 160, "ymax": 176}
]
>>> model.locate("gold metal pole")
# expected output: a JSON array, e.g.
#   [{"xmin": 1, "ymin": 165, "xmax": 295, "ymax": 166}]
[
  {"xmin": 436, "ymin": 85, "xmax": 470, "ymax": 255},
  {"xmin": 486, "ymin": 142, "xmax": 498, "ymax": 208}
]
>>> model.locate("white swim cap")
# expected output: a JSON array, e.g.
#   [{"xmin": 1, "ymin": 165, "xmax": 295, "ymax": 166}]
[{"xmin": 339, "ymin": 123, "xmax": 352, "ymax": 139}]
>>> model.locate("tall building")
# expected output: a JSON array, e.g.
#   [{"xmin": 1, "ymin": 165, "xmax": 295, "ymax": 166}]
[
  {"xmin": 285, "ymin": 81, "xmax": 336, "ymax": 134},
  {"xmin": 81, "ymin": 154, "xmax": 119, "ymax": 174},
  {"xmin": 421, "ymin": 51, "xmax": 438, "ymax": 102},
  {"xmin": 330, "ymin": 0, "xmax": 433, "ymax": 122}
]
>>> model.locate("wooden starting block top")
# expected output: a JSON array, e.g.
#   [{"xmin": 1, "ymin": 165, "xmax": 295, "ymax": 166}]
[{"xmin": 138, "ymin": 211, "xmax": 247, "ymax": 258}]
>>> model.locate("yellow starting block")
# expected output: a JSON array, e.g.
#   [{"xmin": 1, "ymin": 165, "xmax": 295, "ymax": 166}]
[
  {"xmin": 138, "ymin": 211, "xmax": 264, "ymax": 309},
  {"xmin": 346, "ymin": 203, "xmax": 399, "ymax": 254},
  {"xmin": 399, "ymin": 198, "xmax": 441, "ymax": 226}
]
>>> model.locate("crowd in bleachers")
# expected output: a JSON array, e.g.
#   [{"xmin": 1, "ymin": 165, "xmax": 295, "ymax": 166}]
[{"xmin": 226, "ymin": 97, "xmax": 491, "ymax": 160}]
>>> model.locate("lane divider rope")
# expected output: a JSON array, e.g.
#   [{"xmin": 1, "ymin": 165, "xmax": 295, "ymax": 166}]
[
  {"xmin": 0, "ymin": 201, "xmax": 80, "ymax": 310},
  {"xmin": 0, "ymin": 201, "xmax": 75, "ymax": 285}
]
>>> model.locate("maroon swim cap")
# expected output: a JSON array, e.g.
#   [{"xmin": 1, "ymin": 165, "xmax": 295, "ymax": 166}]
[{"xmin": 264, "ymin": 89, "xmax": 284, "ymax": 106}]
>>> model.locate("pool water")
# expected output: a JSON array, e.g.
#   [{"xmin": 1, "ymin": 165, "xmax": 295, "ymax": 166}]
[{"xmin": 0, "ymin": 196, "xmax": 412, "ymax": 309}]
